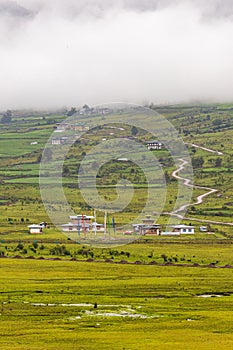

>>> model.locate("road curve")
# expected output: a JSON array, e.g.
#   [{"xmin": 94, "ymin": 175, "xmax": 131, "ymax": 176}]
[
  {"xmin": 168, "ymin": 144, "xmax": 233, "ymax": 227},
  {"xmin": 171, "ymin": 158, "xmax": 218, "ymax": 214}
]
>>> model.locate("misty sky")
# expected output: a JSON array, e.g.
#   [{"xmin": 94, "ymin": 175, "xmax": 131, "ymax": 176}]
[{"xmin": 1, "ymin": 0, "xmax": 233, "ymax": 109}]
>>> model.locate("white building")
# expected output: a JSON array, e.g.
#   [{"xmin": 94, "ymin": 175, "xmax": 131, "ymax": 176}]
[
  {"xmin": 61, "ymin": 214, "xmax": 104, "ymax": 233},
  {"xmin": 147, "ymin": 141, "xmax": 163, "ymax": 150},
  {"xmin": 51, "ymin": 137, "xmax": 67, "ymax": 145},
  {"xmin": 161, "ymin": 225, "xmax": 195, "ymax": 236},
  {"xmin": 28, "ymin": 224, "xmax": 43, "ymax": 234}
]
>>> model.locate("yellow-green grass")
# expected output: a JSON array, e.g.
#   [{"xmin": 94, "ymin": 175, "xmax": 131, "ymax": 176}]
[{"xmin": 1, "ymin": 259, "xmax": 233, "ymax": 349}]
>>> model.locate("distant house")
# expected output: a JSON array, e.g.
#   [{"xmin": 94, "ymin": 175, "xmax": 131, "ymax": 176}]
[
  {"xmin": 147, "ymin": 141, "xmax": 163, "ymax": 150},
  {"xmin": 95, "ymin": 108, "xmax": 111, "ymax": 115},
  {"xmin": 28, "ymin": 224, "xmax": 43, "ymax": 234},
  {"xmin": 69, "ymin": 215, "xmax": 94, "ymax": 225},
  {"xmin": 117, "ymin": 158, "xmax": 129, "ymax": 162},
  {"xmin": 61, "ymin": 214, "xmax": 104, "ymax": 233},
  {"xmin": 132, "ymin": 215, "xmax": 161, "ymax": 235},
  {"xmin": 60, "ymin": 223, "xmax": 87, "ymax": 232},
  {"xmin": 55, "ymin": 123, "xmax": 89, "ymax": 132},
  {"xmin": 61, "ymin": 222, "xmax": 104, "ymax": 233},
  {"xmin": 51, "ymin": 137, "xmax": 67, "ymax": 145},
  {"xmin": 161, "ymin": 225, "xmax": 195, "ymax": 236},
  {"xmin": 91, "ymin": 222, "xmax": 105, "ymax": 232}
]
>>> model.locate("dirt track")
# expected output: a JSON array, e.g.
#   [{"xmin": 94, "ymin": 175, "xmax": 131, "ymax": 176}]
[{"xmin": 169, "ymin": 144, "xmax": 233, "ymax": 227}]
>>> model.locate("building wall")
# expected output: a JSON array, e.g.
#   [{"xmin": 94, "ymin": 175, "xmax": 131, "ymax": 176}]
[
  {"xmin": 30, "ymin": 228, "xmax": 42, "ymax": 234},
  {"xmin": 180, "ymin": 228, "xmax": 194, "ymax": 234}
]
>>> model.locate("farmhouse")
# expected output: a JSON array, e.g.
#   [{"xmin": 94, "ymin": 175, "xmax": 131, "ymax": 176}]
[
  {"xmin": 133, "ymin": 215, "xmax": 161, "ymax": 235},
  {"xmin": 147, "ymin": 140, "xmax": 163, "ymax": 150},
  {"xmin": 51, "ymin": 137, "xmax": 67, "ymax": 145},
  {"xmin": 56, "ymin": 122, "xmax": 89, "ymax": 132},
  {"xmin": 161, "ymin": 225, "xmax": 195, "ymax": 236},
  {"xmin": 61, "ymin": 214, "xmax": 104, "ymax": 233},
  {"xmin": 61, "ymin": 222, "xmax": 104, "ymax": 233},
  {"xmin": 28, "ymin": 224, "xmax": 43, "ymax": 234}
]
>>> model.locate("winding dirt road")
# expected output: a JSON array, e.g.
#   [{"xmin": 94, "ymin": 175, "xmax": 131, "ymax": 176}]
[
  {"xmin": 185, "ymin": 142, "xmax": 223, "ymax": 156},
  {"xmin": 168, "ymin": 144, "xmax": 233, "ymax": 227},
  {"xmin": 172, "ymin": 158, "xmax": 218, "ymax": 214}
]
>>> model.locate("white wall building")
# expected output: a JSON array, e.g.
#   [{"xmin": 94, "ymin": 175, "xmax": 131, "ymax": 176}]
[
  {"xmin": 28, "ymin": 224, "xmax": 43, "ymax": 234},
  {"xmin": 147, "ymin": 141, "xmax": 163, "ymax": 150},
  {"xmin": 161, "ymin": 225, "xmax": 195, "ymax": 236}
]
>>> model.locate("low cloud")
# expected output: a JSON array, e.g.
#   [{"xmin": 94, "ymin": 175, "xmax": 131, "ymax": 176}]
[{"xmin": 0, "ymin": 0, "xmax": 233, "ymax": 109}]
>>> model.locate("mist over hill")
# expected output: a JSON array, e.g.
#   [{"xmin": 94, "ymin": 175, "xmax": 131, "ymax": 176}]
[{"xmin": 0, "ymin": 0, "xmax": 233, "ymax": 109}]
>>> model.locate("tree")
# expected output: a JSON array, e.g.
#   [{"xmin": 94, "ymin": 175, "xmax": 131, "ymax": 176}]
[
  {"xmin": 131, "ymin": 126, "xmax": 138, "ymax": 136},
  {"xmin": 62, "ymin": 165, "xmax": 70, "ymax": 175},
  {"xmin": 67, "ymin": 107, "xmax": 77, "ymax": 117},
  {"xmin": 212, "ymin": 118, "xmax": 222, "ymax": 126},
  {"xmin": 1, "ymin": 110, "xmax": 12, "ymax": 124},
  {"xmin": 215, "ymin": 157, "xmax": 222, "ymax": 168},
  {"xmin": 161, "ymin": 254, "xmax": 168, "ymax": 262},
  {"xmin": 32, "ymin": 241, "xmax": 38, "ymax": 249},
  {"xmin": 191, "ymin": 148, "xmax": 196, "ymax": 154},
  {"xmin": 164, "ymin": 170, "xmax": 171, "ymax": 184},
  {"xmin": 192, "ymin": 156, "xmax": 204, "ymax": 168}
]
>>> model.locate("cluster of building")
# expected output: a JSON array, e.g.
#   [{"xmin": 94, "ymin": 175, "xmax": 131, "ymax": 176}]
[
  {"xmin": 55, "ymin": 122, "xmax": 90, "ymax": 133},
  {"xmin": 78, "ymin": 106, "xmax": 112, "ymax": 115},
  {"xmin": 132, "ymin": 215, "xmax": 195, "ymax": 236},
  {"xmin": 28, "ymin": 214, "xmax": 197, "ymax": 237}
]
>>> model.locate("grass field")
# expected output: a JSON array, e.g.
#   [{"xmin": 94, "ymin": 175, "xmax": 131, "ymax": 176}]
[{"xmin": 1, "ymin": 259, "xmax": 233, "ymax": 350}]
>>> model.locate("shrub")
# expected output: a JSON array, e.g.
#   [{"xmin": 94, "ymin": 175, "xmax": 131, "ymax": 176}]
[{"xmin": 17, "ymin": 243, "xmax": 24, "ymax": 250}]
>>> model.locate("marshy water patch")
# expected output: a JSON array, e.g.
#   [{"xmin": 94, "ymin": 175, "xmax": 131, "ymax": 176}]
[
  {"xmin": 197, "ymin": 294, "xmax": 223, "ymax": 298},
  {"xmin": 26, "ymin": 302, "xmax": 160, "ymax": 319},
  {"xmin": 84, "ymin": 310, "xmax": 148, "ymax": 318},
  {"xmin": 29, "ymin": 302, "xmax": 131, "ymax": 308}
]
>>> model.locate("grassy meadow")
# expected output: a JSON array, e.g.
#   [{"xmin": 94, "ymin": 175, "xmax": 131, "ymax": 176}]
[{"xmin": 1, "ymin": 259, "xmax": 233, "ymax": 349}]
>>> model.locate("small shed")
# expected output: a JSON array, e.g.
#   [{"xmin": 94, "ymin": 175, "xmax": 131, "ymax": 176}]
[{"xmin": 28, "ymin": 224, "xmax": 43, "ymax": 234}]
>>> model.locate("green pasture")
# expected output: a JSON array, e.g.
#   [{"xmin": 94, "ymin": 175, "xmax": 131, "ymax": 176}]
[
  {"xmin": 1, "ymin": 259, "xmax": 233, "ymax": 349},
  {"xmin": 0, "ymin": 129, "xmax": 53, "ymax": 157}
]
